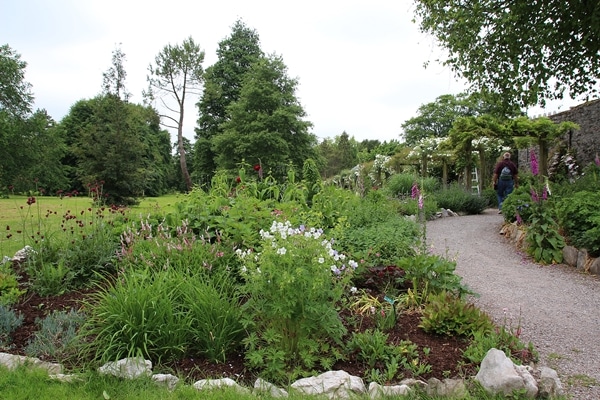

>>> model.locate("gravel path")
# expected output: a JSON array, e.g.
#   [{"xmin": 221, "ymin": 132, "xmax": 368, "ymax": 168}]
[{"xmin": 425, "ymin": 208, "xmax": 600, "ymax": 399}]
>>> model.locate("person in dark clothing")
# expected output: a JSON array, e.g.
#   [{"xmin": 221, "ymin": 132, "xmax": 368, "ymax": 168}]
[{"xmin": 492, "ymin": 152, "xmax": 518, "ymax": 213}]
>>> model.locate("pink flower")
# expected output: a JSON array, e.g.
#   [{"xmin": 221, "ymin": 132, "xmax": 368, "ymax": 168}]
[
  {"xmin": 530, "ymin": 152, "xmax": 538, "ymax": 176},
  {"xmin": 530, "ymin": 188, "xmax": 539, "ymax": 203},
  {"xmin": 418, "ymin": 194, "xmax": 424, "ymax": 209},
  {"xmin": 411, "ymin": 183, "xmax": 420, "ymax": 199},
  {"xmin": 595, "ymin": 153, "xmax": 600, "ymax": 167}
]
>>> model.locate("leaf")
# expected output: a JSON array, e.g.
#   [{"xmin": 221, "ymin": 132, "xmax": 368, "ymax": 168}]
[{"xmin": 103, "ymin": 390, "xmax": 111, "ymax": 400}]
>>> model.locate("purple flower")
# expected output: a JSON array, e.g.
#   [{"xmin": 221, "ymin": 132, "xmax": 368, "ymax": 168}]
[
  {"xmin": 411, "ymin": 183, "xmax": 420, "ymax": 199},
  {"xmin": 516, "ymin": 213, "xmax": 523, "ymax": 225},
  {"xmin": 418, "ymin": 194, "xmax": 424, "ymax": 210},
  {"xmin": 595, "ymin": 153, "xmax": 600, "ymax": 167},
  {"xmin": 530, "ymin": 188, "xmax": 539, "ymax": 203},
  {"xmin": 542, "ymin": 185, "xmax": 548, "ymax": 201},
  {"xmin": 530, "ymin": 152, "xmax": 538, "ymax": 176}
]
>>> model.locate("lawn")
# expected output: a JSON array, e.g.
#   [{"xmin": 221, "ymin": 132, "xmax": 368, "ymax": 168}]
[{"xmin": 0, "ymin": 194, "xmax": 182, "ymax": 258}]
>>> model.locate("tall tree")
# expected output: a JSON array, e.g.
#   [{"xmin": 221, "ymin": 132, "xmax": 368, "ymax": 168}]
[
  {"xmin": 413, "ymin": 0, "xmax": 600, "ymax": 108},
  {"xmin": 0, "ymin": 44, "xmax": 33, "ymax": 117},
  {"xmin": 146, "ymin": 37, "xmax": 205, "ymax": 191},
  {"xmin": 211, "ymin": 54, "xmax": 317, "ymax": 178},
  {"xmin": 193, "ymin": 20, "xmax": 263, "ymax": 180},
  {"xmin": 102, "ymin": 44, "xmax": 131, "ymax": 102}
]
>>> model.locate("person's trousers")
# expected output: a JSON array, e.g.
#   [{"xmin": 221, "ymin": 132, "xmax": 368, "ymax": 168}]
[{"xmin": 496, "ymin": 179, "xmax": 514, "ymax": 210}]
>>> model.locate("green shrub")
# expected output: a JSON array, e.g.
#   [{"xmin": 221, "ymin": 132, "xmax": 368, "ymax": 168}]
[
  {"xmin": 383, "ymin": 174, "xmax": 439, "ymax": 198},
  {"xmin": 500, "ymin": 186, "xmax": 535, "ymax": 223},
  {"xmin": 419, "ymin": 291, "xmax": 494, "ymax": 337},
  {"xmin": 555, "ymin": 191, "xmax": 600, "ymax": 257},
  {"xmin": 432, "ymin": 185, "xmax": 489, "ymax": 215},
  {"xmin": 0, "ymin": 263, "xmax": 26, "ymax": 305},
  {"xmin": 25, "ymin": 309, "xmax": 85, "ymax": 363},
  {"xmin": 0, "ymin": 305, "xmax": 23, "ymax": 348}
]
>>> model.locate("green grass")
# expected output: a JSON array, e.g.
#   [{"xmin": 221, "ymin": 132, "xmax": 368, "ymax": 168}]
[{"xmin": 0, "ymin": 194, "xmax": 181, "ymax": 258}]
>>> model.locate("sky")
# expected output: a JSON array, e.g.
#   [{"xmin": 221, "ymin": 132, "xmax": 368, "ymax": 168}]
[{"xmin": 1, "ymin": 0, "xmax": 581, "ymax": 144}]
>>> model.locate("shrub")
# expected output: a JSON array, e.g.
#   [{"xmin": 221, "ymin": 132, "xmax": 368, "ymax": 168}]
[
  {"xmin": 555, "ymin": 191, "xmax": 600, "ymax": 257},
  {"xmin": 384, "ymin": 174, "xmax": 439, "ymax": 198},
  {"xmin": 0, "ymin": 263, "xmax": 26, "ymax": 305},
  {"xmin": 432, "ymin": 185, "xmax": 489, "ymax": 215},
  {"xmin": 0, "ymin": 305, "xmax": 23, "ymax": 348},
  {"xmin": 25, "ymin": 309, "xmax": 85, "ymax": 363},
  {"xmin": 419, "ymin": 291, "xmax": 494, "ymax": 337},
  {"xmin": 500, "ymin": 186, "xmax": 535, "ymax": 223}
]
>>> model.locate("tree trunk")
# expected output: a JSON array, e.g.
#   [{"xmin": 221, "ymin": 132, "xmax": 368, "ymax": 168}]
[{"xmin": 178, "ymin": 106, "xmax": 193, "ymax": 191}]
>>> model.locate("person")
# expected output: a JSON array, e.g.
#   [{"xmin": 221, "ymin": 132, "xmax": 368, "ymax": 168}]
[{"xmin": 492, "ymin": 152, "xmax": 518, "ymax": 213}]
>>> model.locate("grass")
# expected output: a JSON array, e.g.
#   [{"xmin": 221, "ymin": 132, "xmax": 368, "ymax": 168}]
[
  {"xmin": 0, "ymin": 194, "xmax": 181, "ymax": 258},
  {"xmin": 0, "ymin": 365, "xmax": 552, "ymax": 400}
]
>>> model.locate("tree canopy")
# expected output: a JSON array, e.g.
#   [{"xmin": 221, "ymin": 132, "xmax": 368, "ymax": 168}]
[
  {"xmin": 413, "ymin": 0, "xmax": 600, "ymax": 108},
  {"xmin": 0, "ymin": 44, "xmax": 33, "ymax": 117}
]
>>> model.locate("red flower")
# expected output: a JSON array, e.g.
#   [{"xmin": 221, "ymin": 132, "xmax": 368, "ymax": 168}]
[
  {"xmin": 27, "ymin": 196, "xmax": 36, "ymax": 205},
  {"xmin": 253, "ymin": 164, "xmax": 261, "ymax": 171},
  {"xmin": 236, "ymin": 176, "xmax": 241, "ymax": 183}
]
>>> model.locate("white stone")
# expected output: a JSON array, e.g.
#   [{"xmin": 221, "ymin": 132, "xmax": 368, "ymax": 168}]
[
  {"xmin": 152, "ymin": 373, "xmax": 179, "ymax": 391},
  {"xmin": 538, "ymin": 366, "xmax": 564, "ymax": 398},
  {"xmin": 291, "ymin": 370, "xmax": 366, "ymax": 399},
  {"xmin": 254, "ymin": 377, "xmax": 288, "ymax": 397},
  {"xmin": 426, "ymin": 377, "xmax": 468, "ymax": 398},
  {"xmin": 193, "ymin": 377, "xmax": 250, "ymax": 394},
  {"xmin": 475, "ymin": 349, "xmax": 538, "ymax": 398},
  {"xmin": 0, "ymin": 352, "xmax": 62, "ymax": 374},
  {"xmin": 98, "ymin": 357, "xmax": 152, "ymax": 379},
  {"xmin": 368, "ymin": 382, "xmax": 411, "ymax": 399}
]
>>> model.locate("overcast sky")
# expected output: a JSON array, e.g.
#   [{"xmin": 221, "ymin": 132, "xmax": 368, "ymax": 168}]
[{"xmin": 2, "ymin": 0, "xmax": 579, "ymax": 144}]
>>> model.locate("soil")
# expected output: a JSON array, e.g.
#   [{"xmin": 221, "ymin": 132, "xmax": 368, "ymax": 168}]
[{"xmin": 6, "ymin": 265, "xmax": 485, "ymax": 387}]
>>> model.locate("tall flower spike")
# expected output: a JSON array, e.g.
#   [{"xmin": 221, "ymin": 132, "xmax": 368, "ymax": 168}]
[
  {"xmin": 411, "ymin": 183, "xmax": 420, "ymax": 199},
  {"xmin": 530, "ymin": 152, "xmax": 539, "ymax": 176}
]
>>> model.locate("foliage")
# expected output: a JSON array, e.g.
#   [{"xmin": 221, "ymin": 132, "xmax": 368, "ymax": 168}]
[
  {"xmin": 194, "ymin": 19, "xmax": 264, "ymax": 182},
  {"xmin": 463, "ymin": 308, "xmax": 538, "ymax": 366},
  {"xmin": 239, "ymin": 220, "xmax": 355, "ymax": 381},
  {"xmin": 302, "ymin": 158, "xmax": 322, "ymax": 205},
  {"xmin": 414, "ymin": 0, "xmax": 600, "ymax": 109},
  {"xmin": 500, "ymin": 186, "xmax": 535, "ymax": 223},
  {"xmin": 0, "ymin": 44, "xmax": 33, "ymax": 117},
  {"xmin": 383, "ymin": 174, "xmax": 439, "ymax": 198},
  {"xmin": 524, "ymin": 184, "xmax": 565, "ymax": 264},
  {"xmin": 0, "ymin": 261, "xmax": 25, "ymax": 305},
  {"xmin": 24, "ymin": 309, "xmax": 85, "ymax": 363},
  {"xmin": 212, "ymin": 54, "xmax": 317, "ymax": 181},
  {"xmin": 432, "ymin": 184, "xmax": 489, "ymax": 214},
  {"xmin": 420, "ymin": 291, "xmax": 494, "ymax": 337},
  {"xmin": 396, "ymin": 254, "xmax": 473, "ymax": 306},
  {"xmin": 555, "ymin": 190, "xmax": 600, "ymax": 257},
  {"xmin": 81, "ymin": 268, "xmax": 190, "ymax": 364},
  {"xmin": 0, "ymin": 304, "xmax": 23, "ymax": 348},
  {"xmin": 554, "ymin": 162, "xmax": 600, "ymax": 197},
  {"xmin": 146, "ymin": 36, "xmax": 205, "ymax": 191}
]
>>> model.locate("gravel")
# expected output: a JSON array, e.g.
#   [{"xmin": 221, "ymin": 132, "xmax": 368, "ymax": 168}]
[{"xmin": 425, "ymin": 208, "xmax": 600, "ymax": 399}]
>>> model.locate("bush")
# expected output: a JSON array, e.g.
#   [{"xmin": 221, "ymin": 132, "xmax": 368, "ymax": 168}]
[
  {"xmin": 0, "ymin": 305, "xmax": 23, "ymax": 348},
  {"xmin": 500, "ymin": 186, "xmax": 535, "ymax": 223},
  {"xmin": 432, "ymin": 184, "xmax": 489, "ymax": 215},
  {"xmin": 383, "ymin": 174, "xmax": 439, "ymax": 198},
  {"xmin": 419, "ymin": 291, "xmax": 494, "ymax": 338},
  {"xmin": 555, "ymin": 191, "xmax": 600, "ymax": 257},
  {"xmin": 25, "ymin": 309, "xmax": 85, "ymax": 363}
]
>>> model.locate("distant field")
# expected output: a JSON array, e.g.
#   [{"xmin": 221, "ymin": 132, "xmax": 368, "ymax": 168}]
[{"xmin": 0, "ymin": 193, "xmax": 184, "ymax": 258}]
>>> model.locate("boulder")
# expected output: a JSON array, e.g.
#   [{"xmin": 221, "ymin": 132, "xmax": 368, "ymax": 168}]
[
  {"xmin": 290, "ymin": 370, "xmax": 366, "ymax": 399},
  {"xmin": 98, "ymin": 357, "xmax": 152, "ymax": 379},
  {"xmin": 475, "ymin": 348, "xmax": 538, "ymax": 398}
]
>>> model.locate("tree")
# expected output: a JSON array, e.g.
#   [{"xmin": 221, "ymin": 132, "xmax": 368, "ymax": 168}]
[
  {"xmin": 193, "ymin": 19, "xmax": 263, "ymax": 180},
  {"xmin": 211, "ymin": 54, "xmax": 317, "ymax": 178},
  {"xmin": 0, "ymin": 44, "xmax": 33, "ymax": 117},
  {"xmin": 102, "ymin": 44, "xmax": 131, "ymax": 102},
  {"xmin": 413, "ymin": 1, "xmax": 600, "ymax": 108},
  {"xmin": 146, "ymin": 37, "xmax": 205, "ymax": 191}
]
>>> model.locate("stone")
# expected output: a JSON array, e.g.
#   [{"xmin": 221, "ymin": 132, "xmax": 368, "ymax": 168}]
[
  {"xmin": 426, "ymin": 377, "xmax": 468, "ymax": 398},
  {"xmin": 589, "ymin": 257, "xmax": 600, "ymax": 276},
  {"xmin": 152, "ymin": 373, "xmax": 179, "ymax": 391},
  {"xmin": 254, "ymin": 378, "xmax": 288, "ymax": 397},
  {"xmin": 562, "ymin": 245, "xmax": 579, "ymax": 267},
  {"xmin": 98, "ymin": 357, "xmax": 152, "ymax": 379},
  {"xmin": 576, "ymin": 248, "xmax": 589, "ymax": 271},
  {"xmin": 11, "ymin": 245, "xmax": 35, "ymax": 263},
  {"xmin": 368, "ymin": 382, "xmax": 411, "ymax": 398},
  {"xmin": 0, "ymin": 352, "xmax": 62, "ymax": 375},
  {"xmin": 475, "ymin": 348, "xmax": 538, "ymax": 398},
  {"xmin": 193, "ymin": 377, "xmax": 250, "ymax": 394},
  {"xmin": 538, "ymin": 366, "xmax": 564, "ymax": 398},
  {"xmin": 290, "ymin": 370, "xmax": 366, "ymax": 399},
  {"xmin": 49, "ymin": 373, "xmax": 83, "ymax": 383}
]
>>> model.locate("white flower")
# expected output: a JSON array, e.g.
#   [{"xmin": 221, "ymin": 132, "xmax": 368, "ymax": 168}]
[
  {"xmin": 277, "ymin": 247, "xmax": 287, "ymax": 255},
  {"xmin": 318, "ymin": 257, "xmax": 325, "ymax": 264},
  {"xmin": 348, "ymin": 260, "xmax": 358, "ymax": 269},
  {"xmin": 241, "ymin": 266, "xmax": 247, "ymax": 273},
  {"xmin": 350, "ymin": 286, "xmax": 358, "ymax": 294}
]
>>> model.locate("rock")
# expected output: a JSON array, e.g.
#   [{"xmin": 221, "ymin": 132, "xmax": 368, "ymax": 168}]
[
  {"xmin": 98, "ymin": 357, "xmax": 152, "ymax": 379},
  {"xmin": 152, "ymin": 373, "xmax": 179, "ymax": 391},
  {"xmin": 49, "ymin": 373, "xmax": 82, "ymax": 383},
  {"xmin": 475, "ymin": 348, "xmax": 538, "ymax": 398},
  {"xmin": 562, "ymin": 245, "xmax": 579, "ymax": 267},
  {"xmin": 576, "ymin": 248, "xmax": 589, "ymax": 271},
  {"xmin": 590, "ymin": 257, "xmax": 600, "ymax": 276},
  {"xmin": 426, "ymin": 377, "xmax": 468, "ymax": 398},
  {"xmin": 0, "ymin": 352, "xmax": 62, "ymax": 374},
  {"xmin": 193, "ymin": 377, "xmax": 250, "ymax": 394},
  {"xmin": 368, "ymin": 382, "xmax": 411, "ymax": 398},
  {"xmin": 11, "ymin": 245, "xmax": 35, "ymax": 263},
  {"xmin": 538, "ymin": 366, "xmax": 564, "ymax": 398},
  {"xmin": 254, "ymin": 378, "xmax": 288, "ymax": 397},
  {"xmin": 290, "ymin": 370, "xmax": 366, "ymax": 399}
]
